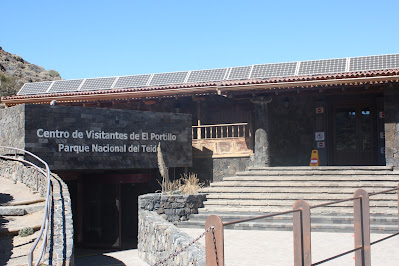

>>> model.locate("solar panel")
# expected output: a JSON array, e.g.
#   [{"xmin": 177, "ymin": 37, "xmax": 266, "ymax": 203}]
[
  {"xmin": 298, "ymin": 58, "xmax": 347, "ymax": 75},
  {"xmin": 228, "ymin": 66, "xmax": 252, "ymax": 80},
  {"xmin": 17, "ymin": 81, "xmax": 53, "ymax": 95},
  {"xmin": 113, "ymin": 75, "xmax": 151, "ymax": 88},
  {"xmin": 149, "ymin": 71, "xmax": 188, "ymax": 86},
  {"xmin": 349, "ymin": 54, "xmax": 399, "ymax": 72},
  {"xmin": 17, "ymin": 54, "xmax": 399, "ymax": 96},
  {"xmin": 250, "ymin": 62, "xmax": 297, "ymax": 79},
  {"xmin": 80, "ymin": 77, "xmax": 116, "ymax": 91},
  {"xmin": 48, "ymin": 79, "xmax": 84, "ymax": 93},
  {"xmin": 186, "ymin": 68, "xmax": 228, "ymax": 83}
]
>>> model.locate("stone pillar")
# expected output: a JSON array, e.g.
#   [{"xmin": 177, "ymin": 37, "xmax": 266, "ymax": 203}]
[
  {"xmin": 384, "ymin": 86, "xmax": 399, "ymax": 167},
  {"xmin": 251, "ymin": 96, "xmax": 272, "ymax": 167}
]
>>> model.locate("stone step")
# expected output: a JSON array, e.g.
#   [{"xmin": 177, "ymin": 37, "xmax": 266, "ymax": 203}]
[
  {"xmin": 201, "ymin": 206, "xmax": 398, "ymax": 215},
  {"xmin": 0, "ymin": 198, "xmax": 45, "ymax": 206},
  {"xmin": 208, "ymin": 181, "xmax": 399, "ymax": 188},
  {"xmin": 201, "ymin": 187, "xmax": 396, "ymax": 194},
  {"xmin": 246, "ymin": 166, "xmax": 394, "ymax": 171},
  {"xmin": 189, "ymin": 212, "xmax": 398, "ymax": 224},
  {"xmin": 178, "ymin": 212, "xmax": 398, "ymax": 233},
  {"xmin": 225, "ymin": 175, "xmax": 399, "ymax": 181},
  {"xmin": 205, "ymin": 193, "xmax": 397, "ymax": 201},
  {"xmin": 0, "ymin": 202, "xmax": 44, "ymax": 216},
  {"xmin": 203, "ymin": 199, "xmax": 398, "ymax": 208}
]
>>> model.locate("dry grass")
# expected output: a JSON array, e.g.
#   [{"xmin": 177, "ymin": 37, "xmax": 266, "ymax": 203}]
[{"xmin": 158, "ymin": 173, "xmax": 204, "ymax": 195}]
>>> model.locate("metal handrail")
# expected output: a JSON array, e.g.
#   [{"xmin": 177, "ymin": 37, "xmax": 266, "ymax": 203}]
[{"xmin": 0, "ymin": 146, "xmax": 51, "ymax": 266}]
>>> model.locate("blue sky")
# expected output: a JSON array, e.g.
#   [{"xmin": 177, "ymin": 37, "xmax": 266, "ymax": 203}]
[{"xmin": 1, "ymin": 0, "xmax": 398, "ymax": 80}]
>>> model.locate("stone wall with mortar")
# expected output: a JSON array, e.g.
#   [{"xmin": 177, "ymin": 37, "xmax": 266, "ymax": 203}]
[
  {"xmin": 0, "ymin": 104, "xmax": 25, "ymax": 149},
  {"xmin": 384, "ymin": 86, "xmax": 399, "ymax": 166},
  {"xmin": 213, "ymin": 157, "xmax": 250, "ymax": 182},
  {"xmin": 138, "ymin": 209, "xmax": 205, "ymax": 265},
  {"xmin": 139, "ymin": 193, "xmax": 206, "ymax": 223},
  {"xmin": 0, "ymin": 158, "xmax": 74, "ymax": 265}
]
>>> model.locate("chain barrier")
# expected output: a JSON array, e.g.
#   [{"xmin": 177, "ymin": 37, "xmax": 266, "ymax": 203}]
[
  {"xmin": 152, "ymin": 226, "xmax": 214, "ymax": 266},
  {"xmin": 212, "ymin": 227, "xmax": 219, "ymax": 266}
]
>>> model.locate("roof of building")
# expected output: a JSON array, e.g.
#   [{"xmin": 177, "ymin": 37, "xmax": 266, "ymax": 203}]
[{"xmin": 2, "ymin": 54, "xmax": 399, "ymax": 105}]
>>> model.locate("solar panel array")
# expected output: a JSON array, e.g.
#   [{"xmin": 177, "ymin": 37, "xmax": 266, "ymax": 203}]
[{"xmin": 17, "ymin": 54, "xmax": 399, "ymax": 96}]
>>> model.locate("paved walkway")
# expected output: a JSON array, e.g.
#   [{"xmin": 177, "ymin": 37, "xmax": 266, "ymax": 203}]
[
  {"xmin": 74, "ymin": 228, "xmax": 399, "ymax": 265},
  {"xmin": 181, "ymin": 228, "xmax": 399, "ymax": 266}
]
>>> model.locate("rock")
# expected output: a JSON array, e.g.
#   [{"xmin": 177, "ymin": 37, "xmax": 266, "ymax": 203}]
[{"xmin": 0, "ymin": 48, "xmax": 61, "ymax": 96}]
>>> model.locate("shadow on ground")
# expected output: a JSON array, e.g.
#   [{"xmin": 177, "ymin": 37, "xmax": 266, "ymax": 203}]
[
  {"xmin": 75, "ymin": 248, "xmax": 126, "ymax": 266},
  {"xmin": 0, "ymin": 193, "xmax": 14, "ymax": 265}
]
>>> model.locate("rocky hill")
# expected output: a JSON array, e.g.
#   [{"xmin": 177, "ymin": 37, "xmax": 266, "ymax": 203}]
[{"xmin": 0, "ymin": 47, "xmax": 61, "ymax": 97}]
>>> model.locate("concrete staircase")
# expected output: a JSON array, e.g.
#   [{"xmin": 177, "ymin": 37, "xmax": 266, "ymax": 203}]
[{"xmin": 178, "ymin": 166, "xmax": 399, "ymax": 233}]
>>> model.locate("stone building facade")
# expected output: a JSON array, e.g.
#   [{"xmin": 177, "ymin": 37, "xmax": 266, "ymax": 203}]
[{"xmin": 2, "ymin": 53, "xmax": 399, "ymax": 248}]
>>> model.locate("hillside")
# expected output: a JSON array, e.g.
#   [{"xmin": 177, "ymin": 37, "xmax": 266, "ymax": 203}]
[{"xmin": 0, "ymin": 47, "xmax": 61, "ymax": 97}]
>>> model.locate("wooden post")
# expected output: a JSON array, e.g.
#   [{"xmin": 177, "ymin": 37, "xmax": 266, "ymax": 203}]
[
  {"xmin": 353, "ymin": 189, "xmax": 371, "ymax": 266},
  {"xmin": 205, "ymin": 215, "xmax": 224, "ymax": 266},
  {"xmin": 293, "ymin": 200, "xmax": 312, "ymax": 266}
]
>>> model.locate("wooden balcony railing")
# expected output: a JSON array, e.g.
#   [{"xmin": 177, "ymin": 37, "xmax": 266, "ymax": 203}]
[{"xmin": 192, "ymin": 123, "xmax": 250, "ymax": 140}]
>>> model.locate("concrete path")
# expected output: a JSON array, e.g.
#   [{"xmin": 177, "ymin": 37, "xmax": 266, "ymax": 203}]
[
  {"xmin": 181, "ymin": 228, "xmax": 399, "ymax": 266},
  {"xmin": 77, "ymin": 228, "xmax": 398, "ymax": 265},
  {"xmin": 75, "ymin": 248, "xmax": 149, "ymax": 266}
]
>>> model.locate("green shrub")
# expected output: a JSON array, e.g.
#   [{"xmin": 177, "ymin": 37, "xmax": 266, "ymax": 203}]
[
  {"xmin": 48, "ymin": 69, "xmax": 60, "ymax": 78},
  {"xmin": 18, "ymin": 227, "xmax": 34, "ymax": 237}
]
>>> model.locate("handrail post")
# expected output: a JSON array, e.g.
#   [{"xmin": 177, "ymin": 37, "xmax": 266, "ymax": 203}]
[
  {"xmin": 353, "ymin": 189, "xmax": 371, "ymax": 266},
  {"xmin": 205, "ymin": 215, "xmax": 224, "ymax": 266},
  {"xmin": 293, "ymin": 200, "xmax": 312, "ymax": 266}
]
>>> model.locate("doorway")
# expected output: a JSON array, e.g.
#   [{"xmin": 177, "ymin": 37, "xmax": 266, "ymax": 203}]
[
  {"xmin": 76, "ymin": 173, "xmax": 152, "ymax": 249},
  {"xmin": 331, "ymin": 100, "xmax": 377, "ymax": 165}
]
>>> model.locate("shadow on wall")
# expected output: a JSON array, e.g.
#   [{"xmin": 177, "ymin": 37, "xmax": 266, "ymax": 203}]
[{"xmin": 0, "ymin": 193, "xmax": 14, "ymax": 265}]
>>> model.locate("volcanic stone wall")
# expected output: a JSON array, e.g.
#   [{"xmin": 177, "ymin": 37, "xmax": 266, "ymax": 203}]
[
  {"xmin": 0, "ymin": 104, "xmax": 25, "ymax": 149},
  {"xmin": 0, "ymin": 104, "xmax": 192, "ymax": 170}
]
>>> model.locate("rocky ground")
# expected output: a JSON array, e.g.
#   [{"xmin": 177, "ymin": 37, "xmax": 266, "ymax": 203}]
[{"xmin": 0, "ymin": 47, "xmax": 61, "ymax": 96}]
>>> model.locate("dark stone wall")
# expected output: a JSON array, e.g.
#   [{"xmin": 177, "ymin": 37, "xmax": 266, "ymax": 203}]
[
  {"xmin": 213, "ymin": 157, "xmax": 250, "ymax": 182},
  {"xmin": 138, "ymin": 193, "xmax": 206, "ymax": 223},
  {"xmin": 0, "ymin": 104, "xmax": 25, "ymax": 149},
  {"xmin": 384, "ymin": 86, "xmax": 399, "ymax": 166},
  {"xmin": 268, "ymin": 95, "xmax": 315, "ymax": 166},
  {"xmin": 1, "ymin": 104, "xmax": 192, "ymax": 170}
]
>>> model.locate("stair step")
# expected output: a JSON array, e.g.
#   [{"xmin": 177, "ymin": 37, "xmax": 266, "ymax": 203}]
[
  {"xmin": 246, "ymin": 166, "xmax": 393, "ymax": 171},
  {"xmin": 201, "ymin": 206, "xmax": 398, "ymax": 215},
  {"xmin": 178, "ymin": 211, "xmax": 398, "ymax": 233},
  {"xmin": 205, "ymin": 193, "xmax": 397, "ymax": 200},
  {"xmin": 203, "ymin": 199, "xmax": 398, "ymax": 207},
  {"xmin": 225, "ymin": 175, "xmax": 399, "ymax": 181},
  {"xmin": 208, "ymin": 181, "xmax": 399, "ymax": 187},
  {"xmin": 201, "ymin": 187, "xmax": 396, "ymax": 194},
  {"xmin": 0, "ymin": 202, "xmax": 44, "ymax": 216}
]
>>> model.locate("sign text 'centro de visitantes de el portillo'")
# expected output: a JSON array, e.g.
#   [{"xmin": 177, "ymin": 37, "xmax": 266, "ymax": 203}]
[
  {"xmin": 36, "ymin": 128, "xmax": 177, "ymax": 154},
  {"xmin": 1, "ymin": 104, "xmax": 192, "ymax": 170}
]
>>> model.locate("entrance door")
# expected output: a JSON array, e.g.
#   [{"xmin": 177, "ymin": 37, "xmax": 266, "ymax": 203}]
[
  {"xmin": 77, "ymin": 174, "xmax": 152, "ymax": 249},
  {"xmin": 332, "ymin": 101, "xmax": 376, "ymax": 165}
]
